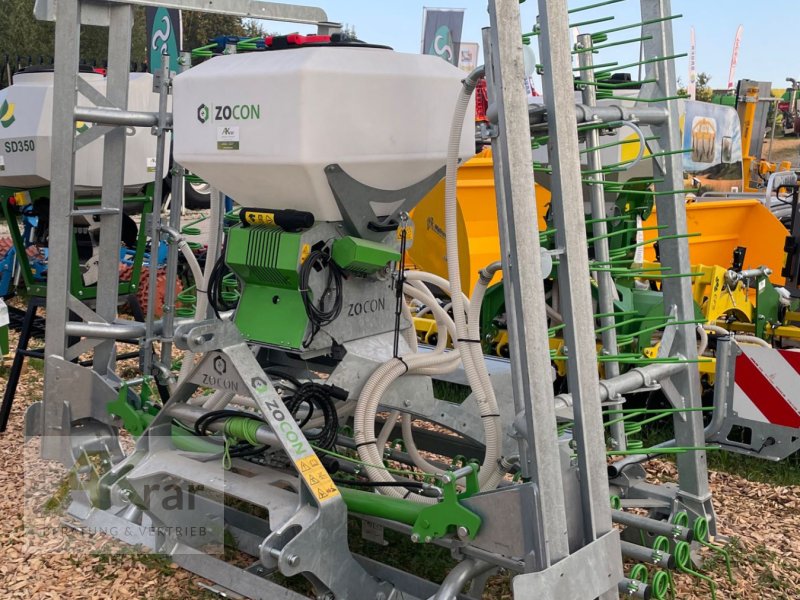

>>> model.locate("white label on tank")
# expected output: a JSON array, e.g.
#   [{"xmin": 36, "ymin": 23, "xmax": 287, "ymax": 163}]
[
  {"xmin": 217, "ymin": 126, "xmax": 240, "ymax": 151},
  {"xmin": 146, "ymin": 157, "xmax": 156, "ymax": 173}
]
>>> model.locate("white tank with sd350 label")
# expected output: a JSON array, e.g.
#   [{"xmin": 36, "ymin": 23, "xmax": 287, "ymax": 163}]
[
  {"xmin": 0, "ymin": 69, "xmax": 167, "ymax": 192},
  {"xmin": 172, "ymin": 45, "xmax": 475, "ymax": 221}
]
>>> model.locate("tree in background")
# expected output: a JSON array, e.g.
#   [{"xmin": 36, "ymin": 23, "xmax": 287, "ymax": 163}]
[
  {"xmin": 678, "ymin": 72, "xmax": 714, "ymax": 103},
  {"xmin": 0, "ymin": 0, "xmax": 146, "ymax": 71},
  {"xmin": 694, "ymin": 73, "xmax": 714, "ymax": 103},
  {"xmin": 0, "ymin": 1, "xmax": 273, "ymax": 81},
  {"xmin": 181, "ymin": 12, "xmax": 246, "ymax": 51}
]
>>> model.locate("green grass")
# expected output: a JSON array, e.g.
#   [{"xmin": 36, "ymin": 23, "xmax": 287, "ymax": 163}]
[
  {"xmin": 42, "ymin": 472, "xmax": 75, "ymax": 513},
  {"xmin": 707, "ymin": 451, "xmax": 800, "ymax": 487},
  {"xmin": 630, "ymin": 419, "xmax": 800, "ymax": 486},
  {"xmin": 347, "ymin": 516, "xmax": 456, "ymax": 583},
  {"xmin": 27, "ymin": 356, "xmax": 45, "ymax": 373},
  {"xmin": 432, "ymin": 379, "xmax": 472, "ymax": 403},
  {"xmin": 704, "ymin": 537, "xmax": 798, "ymax": 595}
]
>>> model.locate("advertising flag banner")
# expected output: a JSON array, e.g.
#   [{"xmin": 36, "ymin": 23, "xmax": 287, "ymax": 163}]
[
  {"xmin": 421, "ymin": 8, "xmax": 465, "ymax": 66},
  {"xmin": 145, "ymin": 7, "xmax": 183, "ymax": 75},
  {"xmin": 688, "ymin": 26, "xmax": 697, "ymax": 101},
  {"xmin": 727, "ymin": 25, "xmax": 743, "ymax": 92},
  {"xmin": 458, "ymin": 42, "xmax": 479, "ymax": 72}
]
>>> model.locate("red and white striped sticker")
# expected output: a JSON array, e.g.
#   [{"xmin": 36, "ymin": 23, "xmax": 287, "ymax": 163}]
[{"xmin": 733, "ymin": 347, "xmax": 800, "ymax": 428}]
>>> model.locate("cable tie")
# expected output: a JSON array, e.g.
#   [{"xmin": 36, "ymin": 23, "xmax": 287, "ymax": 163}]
[
  {"xmin": 481, "ymin": 413, "xmax": 501, "ymax": 419},
  {"xmin": 355, "ymin": 440, "xmax": 377, "ymax": 449},
  {"xmin": 456, "ymin": 338, "xmax": 482, "ymax": 344},
  {"xmin": 395, "ymin": 357, "xmax": 409, "ymax": 374}
]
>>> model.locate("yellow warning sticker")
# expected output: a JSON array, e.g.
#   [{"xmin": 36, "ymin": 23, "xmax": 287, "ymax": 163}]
[
  {"xmin": 396, "ymin": 224, "xmax": 414, "ymax": 243},
  {"xmin": 296, "ymin": 455, "xmax": 340, "ymax": 502},
  {"xmin": 245, "ymin": 211, "xmax": 276, "ymax": 227}
]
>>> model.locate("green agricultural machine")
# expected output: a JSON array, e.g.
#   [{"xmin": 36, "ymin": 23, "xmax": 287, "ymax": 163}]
[{"xmin": 14, "ymin": 0, "xmax": 757, "ymax": 599}]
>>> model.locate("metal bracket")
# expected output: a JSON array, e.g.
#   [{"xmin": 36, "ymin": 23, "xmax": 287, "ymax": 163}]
[
  {"xmin": 325, "ymin": 163, "xmax": 446, "ymax": 241},
  {"xmin": 511, "ymin": 530, "xmax": 623, "ymax": 600}
]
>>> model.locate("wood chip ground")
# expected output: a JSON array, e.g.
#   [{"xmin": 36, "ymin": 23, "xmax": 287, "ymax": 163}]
[{"xmin": 1, "ymin": 324, "xmax": 798, "ymax": 599}]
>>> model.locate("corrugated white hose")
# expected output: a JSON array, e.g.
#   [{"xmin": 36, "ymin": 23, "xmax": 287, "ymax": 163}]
[
  {"xmin": 696, "ymin": 324, "xmax": 708, "ymax": 356},
  {"xmin": 354, "ymin": 284, "xmax": 464, "ymax": 499},
  {"xmin": 404, "ymin": 270, "xmax": 471, "ymax": 314},
  {"xmin": 443, "ymin": 69, "xmax": 503, "ymax": 488},
  {"xmin": 704, "ymin": 324, "xmax": 771, "ymax": 348},
  {"xmin": 178, "ymin": 239, "xmax": 204, "ymax": 293},
  {"xmin": 401, "ymin": 266, "xmax": 501, "ymax": 475},
  {"xmin": 402, "ymin": 296, "xmax": 420, "ymax": 351},
  {"xmin": 703, "ymin": 324, "xmax": 730, "ymax": 337},
  {"xmin": 355, "ymin": 351, "xmax": 456, "ymax": 502},
  {"xmin": 377, "ymin": 410, "xmax": 401, "ymax": 449},
  {"xmin": 204, "ymin": 392, "xmax": 236, "ymax": 410},
  {"xmin": 178, "ymin": 190, "xmax": 223, "ymax": 383},
  {"xmin": 465, "ymin": 262, "xmax": 505, "ymax": 490},
  {"xmin": 165, "ymin": 237, "xmax": 206, "ymax": 396},
  {"xmin": 406, "ymin": 281, "xmax": 455, "ymax": 354},
  {"xmin": 404, "ymin": 283, "xmax": 462, "ymax": 374},
  {"xmin": 731, "ymin": 335, "xmax": 770, "ymax": 348},
  {"xmin": 545, "ymin": 303, "xmax": 563, "ymax": 325},
  {"xmin": 401, "ymin": 414, "xmax": 446, "ymax": 476},
  {"xmin": 381, "ymin": 295, "xmax": 457, "ymax": 474}
]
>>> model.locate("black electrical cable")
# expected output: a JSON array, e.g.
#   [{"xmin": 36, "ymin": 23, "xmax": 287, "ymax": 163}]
[
  {"xmin": 262, "ymin": 367, "xmax": 302, "ymax": 388},
  {"xmin": 193, "ymin": 409, "xmax": 270, "ymax": 457},
  {"xmin": 392, "ymin": 223, "xmax": 408, "ymax": 358},
  {"xmin": 284, "ymin": 382, "xmax": 339, "ymax": 449},
  {"xmin": 191, "ymin": 381, "xmax": 340, "ymax": 453},
  {"xmin": 299, "ymin": 247, "xmax": 344, "ymax": 347},
  {"xmin": 331, "ymin": 478, "xmax": 427, "ymax": 489},
  {"xmin": 207, "ymin": 237, "xmax": 239, "ymax": 318}
]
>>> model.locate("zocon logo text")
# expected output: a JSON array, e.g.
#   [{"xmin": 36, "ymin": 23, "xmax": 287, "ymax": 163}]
[
  {"xmin": 0, "ymin": 100, "xmax": 15, "ymax": 128},
  {"xmin": 196, "ymin": 103, "xmax": 261, "ymax": 124},
  {"xmin": 429, "ymin": 25, "xmax": 455, "ymax": 63}
]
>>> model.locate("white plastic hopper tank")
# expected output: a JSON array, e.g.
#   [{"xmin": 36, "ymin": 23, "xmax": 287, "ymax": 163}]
[
  {"xmin": 172, "ymin": 44, "xmax": 475, "ymax": 222},
  {"xmin": 0, "ymin": 68, "xmax": 167, "ymax": 192}
]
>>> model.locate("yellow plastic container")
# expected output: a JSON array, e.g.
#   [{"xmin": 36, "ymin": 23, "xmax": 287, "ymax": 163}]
[{"xmin": 409, "ymin": 150, "xmax": 551, "ymax": 293}]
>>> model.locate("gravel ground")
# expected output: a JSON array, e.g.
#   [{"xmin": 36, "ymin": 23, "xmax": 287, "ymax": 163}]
[{"xmin": 1, "ymin": 321, "xmax": 799, "ymax": 599}]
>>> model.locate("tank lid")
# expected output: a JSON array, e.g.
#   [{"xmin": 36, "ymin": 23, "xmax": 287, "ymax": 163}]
[
  {"xmin": 16, "ymin": 64, "xmax": 97, "ymax": 75},
  {"xmin": 263, "ymin": 33, "xmax": 391, "ymax": 51}
]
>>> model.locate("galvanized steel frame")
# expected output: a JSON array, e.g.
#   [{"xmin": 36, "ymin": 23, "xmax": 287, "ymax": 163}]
[{"xmin": 34, "ymin": 0, "xmax": 715, "ymax": 597}]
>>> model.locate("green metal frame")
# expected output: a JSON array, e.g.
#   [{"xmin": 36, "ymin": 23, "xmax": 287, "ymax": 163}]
[{"xmin": 0, "ymin": 184, "xmax": 153, "ymax": 299}]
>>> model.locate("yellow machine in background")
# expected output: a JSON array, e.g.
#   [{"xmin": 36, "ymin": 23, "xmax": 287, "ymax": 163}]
[
  {"xmin": 408, "ymin": 86, "xmax": 800, "ymax": 366},
  {"xmin": 408, "ymin": 148, "xmax": 551, "ymax": 293},
  {"xmin": 641, "ymin": 197, "xmax": 787, "ymax": 286},
  {"xmin": 739, "ymin": 84, "xmax": 792, "ymax": 192}
]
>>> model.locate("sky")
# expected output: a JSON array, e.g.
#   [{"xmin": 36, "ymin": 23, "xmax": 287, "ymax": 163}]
[{"xmin": 259, "ymin": 0, "xmax": 796, "ymax": 92}]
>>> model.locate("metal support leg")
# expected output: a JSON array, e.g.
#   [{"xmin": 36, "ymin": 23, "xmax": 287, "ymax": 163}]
[
  {"xmin": 42, "ymin": 0, "xmax": 81, "ymax": 460},
  {"xmin": 93, "ymin": 3, "xmax": 133, "ymax": 375},
  {"xmin": 640, "ymin": 0, "xmax": 714, "ymax": 524},
  {"xmin": 143, "ymin": 57, "xmax": 172, "ymax": 378},
  {"xmin": 577, "ymin": 34, "xmax": 627, "ymax": 451},
  {"xmin": 536, "ymin": 0, "xmax": 616, "ymax": 562},
  {"xmin": 485, "ymin": 0, "xmax": 570, "ymax": 571}
]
